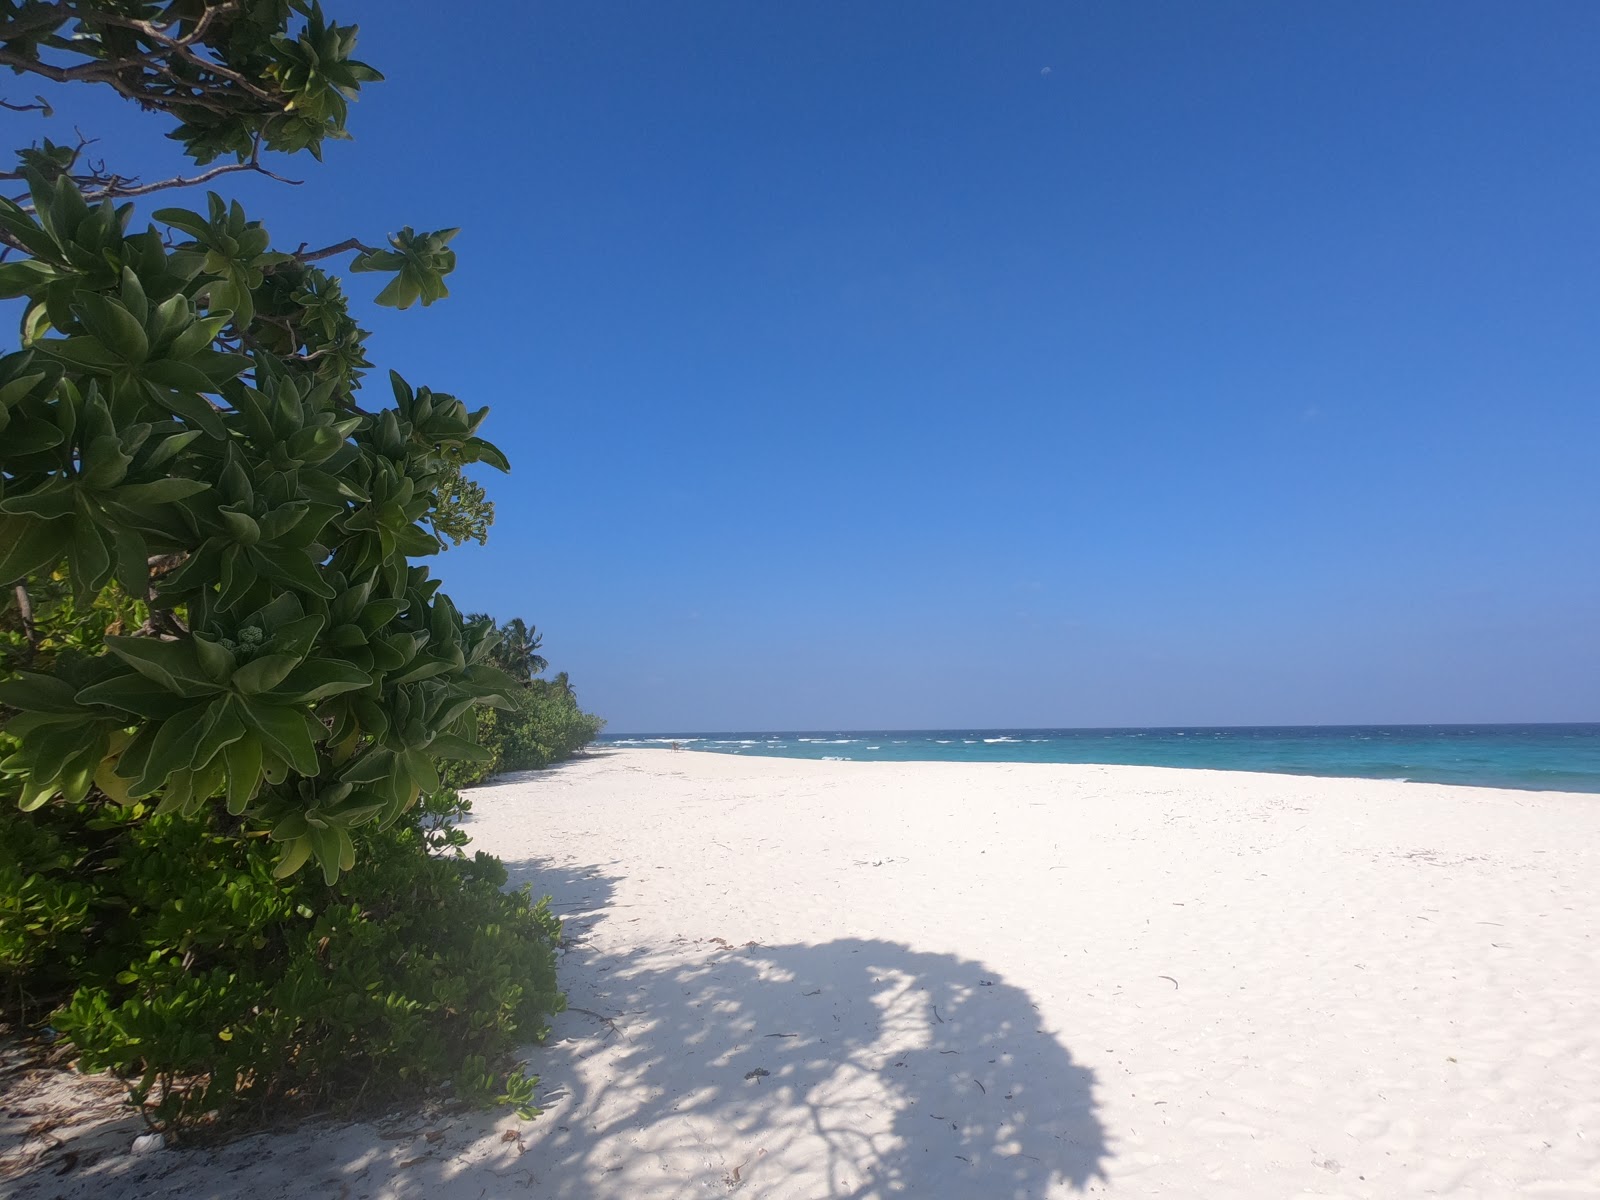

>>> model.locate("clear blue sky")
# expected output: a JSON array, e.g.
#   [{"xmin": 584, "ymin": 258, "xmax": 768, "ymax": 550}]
[{"xmin": 14, "ymin": 2, "xmax": 1598, "ymax": 731}]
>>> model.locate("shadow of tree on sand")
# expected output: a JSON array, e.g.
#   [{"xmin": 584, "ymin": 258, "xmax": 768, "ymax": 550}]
[
  {"xmin": 495, "ymin": 855, "xmax": 1110, "ymax": 1198},
  {"xmin": 1, "ymin": 854, "xmax": 1109, "ymax": 1199}
]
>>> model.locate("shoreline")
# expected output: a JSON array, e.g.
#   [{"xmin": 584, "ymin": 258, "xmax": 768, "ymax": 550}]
[
  {"xmin": 598, "ymin": 723, "xmax": 1600, "ymax": 795},
  {"xmin": 8, "ymin": 748, "xmax": 1599, "ymax": 1197},
  {"xmin": 601, "ymin": 740, "xmax": 1600, "ymax": 796}
]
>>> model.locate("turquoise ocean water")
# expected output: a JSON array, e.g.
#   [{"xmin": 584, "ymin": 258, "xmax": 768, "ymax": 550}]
[{"xmin": 599, "ymin": 725, "xmax": 1600, "ymax": 793}]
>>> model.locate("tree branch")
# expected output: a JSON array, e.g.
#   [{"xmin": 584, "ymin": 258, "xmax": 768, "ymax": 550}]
[
  {"xmin": 87, "ymin": 0, "xmax": 243, "ymax": 50},
  {"xmin": 76, "ymin": 6, "xmax": 276, "ymax": 103},
  {"xmin": 292, "ymin": 238, "xmax": 380, "ymax": 263},
  {"xmin": 0, "ymin": 45, "xmax": 154, "ymax": 90},
  {"xmin": 178, "ymin": 1, "xmax": 243, "ymax": 48},
  {"xmin": 4, "ymin": 134, "xmax": 302, "ymax": 203},
  {"xmin": 0, "ymin": 2, "xmax": 73, "ymax": 42},
  {"xmin": 0, "ymin": 35, "xmax": 275, "ymax": 133},
  {"xmin": 87, "ymin": 154, "xmax": 301, "ymax": 199}
]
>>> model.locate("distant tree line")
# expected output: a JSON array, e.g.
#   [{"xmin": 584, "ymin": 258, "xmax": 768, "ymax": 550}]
[{"xmin": 446, "ymin": 616, "xmax": 605, "ymax": 785}]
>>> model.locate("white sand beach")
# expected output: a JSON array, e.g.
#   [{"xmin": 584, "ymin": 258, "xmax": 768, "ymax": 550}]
[{"xmin": 6, "ymin": 747, "xmax": 1600, "ymax": 1198}]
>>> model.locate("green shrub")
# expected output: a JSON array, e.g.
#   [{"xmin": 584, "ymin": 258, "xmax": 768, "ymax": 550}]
[
  {"xmin": 495, "ymin": 678, "xmax": 606, "ymax": 772},
  {"xmin": 1, "ymin": 786, "xmax": 562, "ymax": 1129},
  {"xmin": 445, "ymin": 621, "xmax": 604, "ymax": 780},
  {"xmin": 0, "ymin": 4, "xmax": 511, "ymax": 888},
  {"xmin": 0, "ymin": 3, "xmax": 574, "ymax": 1133},
  {"xmin": 438, "ymin": 705, "xmax": 502, "ymax": 789}
]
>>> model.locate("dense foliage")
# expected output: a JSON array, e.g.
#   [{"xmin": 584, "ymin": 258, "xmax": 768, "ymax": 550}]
[
  {"xmin": 0, "ymin": 169, "xmax": 508, "ymax": 883},
  {"xmin": 0, "ymin": 0, "xmax": 583, "ymax": 1130},
  {"xmin": 0, "ymin": 788, "xmax": 561, "ymax": 1125},
  {"xmin": 1, "ymin": 0, "xmax": 384, "ymax": 167}
]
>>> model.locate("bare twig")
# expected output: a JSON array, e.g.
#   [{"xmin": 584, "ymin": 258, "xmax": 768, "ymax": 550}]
[
  {"xmin": 0, "ymin": 95, "xmax": 53, "ymax": 114},
  {"xmin": 12, "ymin": 585, "xmax": 37, "ymax": 656},
  {"xmin": 5, "ymin": 132, "xmax": 301, "ymax": 205},
  {"xmin": 86, "ymin": 153, "xmax": 301, "ymax": 199},
  {"xmin": 567, "ymin": 1007, "xmax": 625, "ymax": 1039}
]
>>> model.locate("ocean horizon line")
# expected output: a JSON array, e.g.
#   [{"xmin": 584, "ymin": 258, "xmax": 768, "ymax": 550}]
[
  {"xmin": 602, "ymin": 720, "xmax": 1599, "ymax": 738},
  {"xmin": 596, "ymin": 723, "xmax": 1600, "ymax": 794}
]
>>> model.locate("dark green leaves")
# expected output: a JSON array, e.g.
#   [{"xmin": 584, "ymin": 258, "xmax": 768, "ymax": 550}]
[
  {"xmin": 0, "ymin": 513, "xmax": 62, "ymax": 588},
  {"xmin": 1, "ymin": 3, "xmax": 382, "ymax": 167},
  {"xmin": 0, "ymin": 1, "xmax": 574, "ymax": 1140},
  {"xmin": 3, "ymin": 147, "xmax": 510, "ymax": 884}
]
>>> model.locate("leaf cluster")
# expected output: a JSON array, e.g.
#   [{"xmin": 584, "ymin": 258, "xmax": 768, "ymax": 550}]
[
  {"xmin": 0, "ymin": 786, "xmax": 563, "ymax": 1128},
  {"xmin": 1, "ymin": 1, "xmax": 382, "ymax": 165},
  {"xmin": 0, "ymin": 0, "xmax": 596, "ymax": 1140},
  {"xmin": 437, "ymin": 619, "xmax": 604, "ymax": 788},
  {"xmin": 493, "ymin": 673, "xmax": 606, "ymax": 773},
  {"xmin": 0, "ymin": 168, "xmax": 512, "ymax": 884}
]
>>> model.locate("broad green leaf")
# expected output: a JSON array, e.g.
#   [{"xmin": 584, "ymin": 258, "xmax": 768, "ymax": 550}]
[
  {"xmin": 269, "ymin": 613, "xmax": 326, "ymax": 659},
  {"xmin": 105, "ymin": 635, "xmax": 217, "ymax": 696},
  {"xmin": 17, "ymin": 776, "xmax": 55, "ymax": 812},
  {"xmin": 35, "ymin": 336, "xmax": 121, "ymax": 371},
  {"xmin": 21, "ymin": 721, "xmax": 94, "ymax": 784},
  {"xmin": 231, "ymin": 653, "xmax": 301, "ymax": 694},
  {"xmin": 308, "ymin": 823, "xmax": 343, "ymax": 884},
  {"xmin": 0, "ymin": 671, "xmax": 82, "ymax": 715},
  {"xmin": 133, "ymin": 703, "xmax": 213, "ymax": 792},
  {"xmin": 69, "ymin": 519, "xmax": 112, "ymax": 597},
  {"xmin": 402, "ymin": 747, "xmax": 440, "ymax": 795},
  {"xmin": 76, "ymin": 672, "xmax": 196, "ymax": 719},
  {"xmin": 75, "ymin": 293, "xmax": 148, "ymax": 363},
  {"xmin": 222, "ymin": 733, "xmax": 263, "ymax": 815},
  {"xmin": 94, "ymin": 755, "xmax": 137, "ymax": 805},
  {"xmin": 240, "ymin": 701, "xmax": 320, "ymax": 776},
  {"xmin": 339, "ymin": 747, "xmax": 394, "ymax": 785},
  {"xmin": 426, "ymin": 733, "xmax": 493, "ymax": 762},
  {"xmin": 114, "ymin": 478, "xmax": 211, "ymax": 505},
  {"xmin": 0, "ymin": 513, "xmax": 63, "ymax": 586},
  {"xmin": 192, "ymin": 700, "xmax": 246, "ymax": 769},
  {"xmin": 78, "ymin": 434, "xmax": 133, "ymax": 489},
  {"xmin": 193, "ymin": 634, "xmax": 236, "ymax": 683},
  {"xmin": 270, "ymin": 659, "xmax": 371, "ymax": 702},
  {"xmin": 111, "ymin": 528, "xmax": 148, "ymax": 597},
  {"xmin": 253, "ymin": 544, "xmax": 334, "ymax": 597},
  {"xmin": 272, "ymin": 834, "xmax": 313, "ymax": 879},
  {"xmin": 270, "ymin": 811, "xmax": 309, "ymax": 842}
]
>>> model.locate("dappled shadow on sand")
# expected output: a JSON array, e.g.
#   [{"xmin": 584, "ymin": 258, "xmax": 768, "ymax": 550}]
[
  {"xmin": 491, "ymin": 856, "xmax": 1109, "ymax": 1198},
  {"xmin": 2, "ymin": 856, "xmax": 1107, "ymax": 1199}
]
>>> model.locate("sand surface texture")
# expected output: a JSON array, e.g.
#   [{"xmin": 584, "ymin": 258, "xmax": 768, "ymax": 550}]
[{"xmin": 5, "ymin": 747, "xmax": 1598, "ymax": 1198}]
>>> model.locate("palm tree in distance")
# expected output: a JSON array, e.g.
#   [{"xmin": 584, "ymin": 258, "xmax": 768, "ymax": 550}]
[{"xmin": 467, "ymin": 614, "xmax": 547, "ymax": 683}]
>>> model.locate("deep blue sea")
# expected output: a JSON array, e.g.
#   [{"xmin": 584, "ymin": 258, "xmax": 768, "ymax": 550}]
[{"xmin": 599, "ymin": 725, "xmax": 1600, "ymax": 793}]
